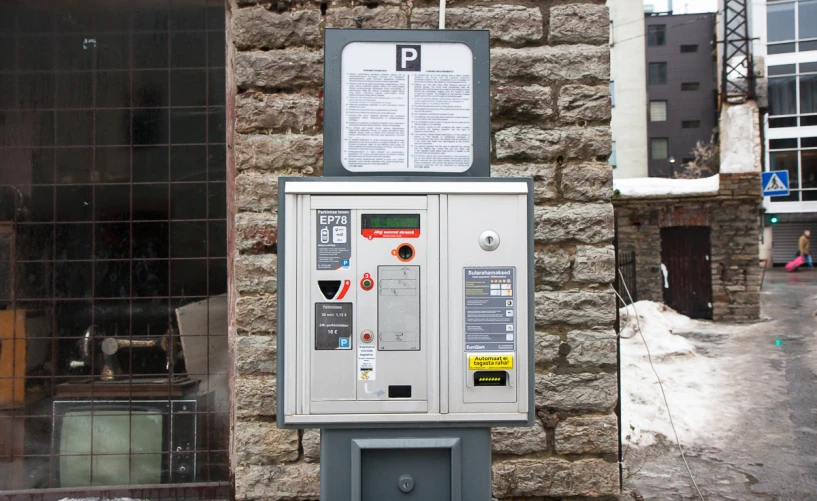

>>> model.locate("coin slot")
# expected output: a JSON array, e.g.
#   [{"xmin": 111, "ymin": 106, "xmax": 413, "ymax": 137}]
[
  {"xmin": 318, "ymin": 280, "xmax": 342, "ymax": 299},
  {"xmin": 397, "ymin": 244, "xmax": 414, "ymax": 261}
]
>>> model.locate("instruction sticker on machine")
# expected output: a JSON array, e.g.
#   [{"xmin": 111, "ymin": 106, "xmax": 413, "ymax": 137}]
[
  {"xmin": 316, "ymin": 210, "xmax": 351, "ymax": 270},
  {"xmin": 464, "ymin": 267, "xmax": 515, "ymax": 352},
  {"xmin": 358, "ymin": 344, "xmax": 376, "ymax": 380},
  {"xmin": 468, "ymin": 354, "xmax": 513, "ymax": 370},
  {"xmin": 340, "ymin": 42, "xmax": 473, "ymax": 173}
]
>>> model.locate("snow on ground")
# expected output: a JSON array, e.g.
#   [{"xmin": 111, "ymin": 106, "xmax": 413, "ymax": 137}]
[
  {"xmin": 620, "ymin": 301, "xmax": 743, "ymax": 449},
  {"xmin": 614, "ymin": 175, "xmax": 719, "ymax": 198}
]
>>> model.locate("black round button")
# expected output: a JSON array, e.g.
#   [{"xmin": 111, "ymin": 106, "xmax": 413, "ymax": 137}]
[{"xmin": 398, "ymin": 244, "xmax": 413, "ymax": 260}]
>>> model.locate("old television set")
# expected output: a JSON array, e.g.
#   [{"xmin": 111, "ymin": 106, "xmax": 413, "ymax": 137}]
[{"xmin": 52, "ymin": 400, "xmax": 196, "ymax": 487}]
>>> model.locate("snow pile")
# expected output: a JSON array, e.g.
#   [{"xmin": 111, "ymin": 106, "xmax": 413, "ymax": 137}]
[
  {"xmin": 620, "ymin": 301, "xmax": 736, "ymax": 448},
  {"xmin": 614, "ymin": 175, "xmax": 719, "ymax": 198}
]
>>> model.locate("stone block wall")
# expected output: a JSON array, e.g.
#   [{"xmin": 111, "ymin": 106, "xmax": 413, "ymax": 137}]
[
  {"xmin": 614, "ymin": 172, "xmax": 762, "ymax": 322},
  {"xmin": 227, "ymin": 0, "xmax": 619, "ymax": 499}
]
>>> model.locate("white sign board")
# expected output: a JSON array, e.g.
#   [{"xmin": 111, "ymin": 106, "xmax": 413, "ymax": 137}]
[{"xmin": 341, "ymin": 42, "xmax": 474, "ymax": 173}]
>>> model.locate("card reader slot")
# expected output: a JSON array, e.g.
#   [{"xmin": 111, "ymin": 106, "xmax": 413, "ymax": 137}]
[{"xmin": 474, "ymin": 371, "xmax": 508, "ymax": 387}]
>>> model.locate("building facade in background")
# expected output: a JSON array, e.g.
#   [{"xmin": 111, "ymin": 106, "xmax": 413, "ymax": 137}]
[
  {"xmin": 753, "ymin": 0, "xmax": 817, "ymax": 263},
  {"xmin": 609, "ymin": 0, "xmax": 649, "ymax": 178},
  {"xmin": 645, "ymin": 13, "xmax": 717, "ymax": 177}
]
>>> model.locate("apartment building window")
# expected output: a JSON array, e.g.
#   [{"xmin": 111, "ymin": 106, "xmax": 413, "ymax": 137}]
[
  {"xmin": 682, "ymin": 120, "xmax": 701, "ymax": 128},
  {"xmin": 649, "ymin": 101, "xmax": 668, "ymax": 121},
  {"xmin": 611, "ymin": 81, "xmax": 615, "ymax": 107},
  {"xmin": 681, "ymin": 82, "xmax": 700, "ymax": 91},
  {"xmin": 768, "ymin": 62, "xmax": 817, "ymax": 127},
  {"xmin": 769, "ymin": 137, "xmax": 817, "ymax": 202},
  {"xmin": 680, "ymin": 44, "xmax": 699, "ymax": 53},
  {"xmin": 767, "ymin": 0, "xmax": 817, "ymax": 54},
  {"xmin": 647, "ymin": 25, "xmax": 666, "ymax": 46},
  {"xmin": 651, "ymin": 138, "xmax": 669, "ymax": 160},
  {"xmin": 0, "ymin": 0, "xmax": 230, "ymax": 495},
  {"xmin": 649, "ymin": 62, "xmax": 667, "ymax": 84}
]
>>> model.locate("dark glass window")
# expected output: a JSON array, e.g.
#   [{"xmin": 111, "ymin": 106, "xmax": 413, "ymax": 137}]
[
  {"xmin": 768, "ymin": 42, "xmax": 796, "ymax": 54},
  {"xmin": 769, "ymin": 64, "xmax": 797, "ymax": 76},
  {"xmin": 803, "ymin": 137, "xmax": 817, "ymax": 148},
  {"xmin": 681, "ymin": 82, "xmax": 700, "ymax": 91},
  {"xmin": 0, "ymin": 0, "xmax": 229, "ymax": 494},
  {"xmin": 682, "ymin": 120, "xmax": 701, "ymax": 129},
  {"xmin": 650, "ymin": 138, "xmax": 669, "ymax": 160},
  {"xmin": 800, "ymin": 0, "xmax": 817, "ymax": 39},
  {"xmin": 770, "ymin": 150, "xmax": 800, "ymax": 201},
  {"xmin": 770, "ymin": 116, "xmax": 798, "ymax": 127},
  {"xmin": 802, "ymin": 62, "xmax": 817, "ymax": 73},
  {"xmin": 802, "ymin": 40, "xmax": 817, "ymax": 51},
  {"xmin": 647, "ymin": 25, "xmax": 666, "ymax": 46},
  {"xmin": 768, "ymin": 2, "xmax": 795, "ymax": 42},
  {"xmin": 770, "ymin": 138, "xmax": 798, "ymax": 149},
  {"xmin": 769, "ymin": 76, "xmax": 797, "ymax": 115},
  {"xmin": 649, "ymin": 62, "xmax": 667, "ymax": 84},
  {"xmin": 680, "ymin": 44, "xmax": 698, "ymax": 53},
  {"xmin": 802, "ymin": 74, "xmax": 817, "ymax": 114}
]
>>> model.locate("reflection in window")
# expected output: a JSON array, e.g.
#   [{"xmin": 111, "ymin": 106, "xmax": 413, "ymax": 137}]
[
  {"xmin": 649, "ymin": 101, "xmax": 667, "ymax": 122},
  {"xmin": 802, "ymin": 150, "xmax": 817, "ymax": 190},
  {"xmin": 649, "ymin": 62, "xmax": 667, "ymax": 84},
  {"xmin": 801, "ymin": 74, "xmax": 817, "ymax": 114},
  {"xmin": 769, "ymin": 76, "xmax": 797, "ymax": 116},
  {"xmin": 0, "ymin": 0, "xmax": 228, "ymax": 494},
  {"xmin": 651, "ymin": 138, "xmax": 669, "ymax": 160},
  {"xmin": 767, "ymin": 2, "xmax": 795, "ymax": 42},
  {"xmin": 800, "ymin": 0, "xmax": 817, "ymax": 40},
  {"xmin": 770, "ymin": 150, "xmax": 800, "ymax": 202},
  {"xmin": 647, "ymin": 25, "xmax": 666, "ymax": 46}
]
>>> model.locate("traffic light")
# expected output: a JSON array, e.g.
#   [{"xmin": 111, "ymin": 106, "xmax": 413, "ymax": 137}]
[
  {"xmin": 765, "ymin": 214, "xmax": 779, "ymax": 225},
  {"xmin": 770, "ymin": 216, "xmax": 779, "ymax": 224}
]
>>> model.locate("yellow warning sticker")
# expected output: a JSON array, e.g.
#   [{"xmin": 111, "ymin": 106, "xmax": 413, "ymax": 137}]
[{"xmin": 468, "ymin": 354, "xmax": 514, "ymax": 370}]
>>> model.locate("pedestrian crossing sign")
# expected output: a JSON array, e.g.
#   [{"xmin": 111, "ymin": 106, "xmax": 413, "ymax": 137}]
[{"xmin": 762, "ymin": 170, "xmax": 790, "ymax": 197}]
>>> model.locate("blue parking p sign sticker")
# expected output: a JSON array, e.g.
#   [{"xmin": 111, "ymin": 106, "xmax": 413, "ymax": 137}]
[{"xmin": 762, "ymin": 170, "xmax": 790, "ymax": 197}]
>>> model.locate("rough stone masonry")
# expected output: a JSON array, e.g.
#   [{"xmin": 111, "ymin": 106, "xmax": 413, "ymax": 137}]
[{"xmin": 227, "ymin": 0, "xmax": 619, "ymax": 499}]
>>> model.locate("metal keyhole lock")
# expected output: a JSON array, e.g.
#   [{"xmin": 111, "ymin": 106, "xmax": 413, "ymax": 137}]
[
  {"xmin": 479, "ymin": 230, "xmax": 500, "ymax": 251},
  {"xmin": 397, "ymin": 474, "xmax": 415, "ymax": 493}
]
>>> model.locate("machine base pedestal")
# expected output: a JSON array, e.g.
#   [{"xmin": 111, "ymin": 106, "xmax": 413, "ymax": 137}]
[{"xmin": 320, "ymin": 427, "xmax": 492, "ymax": 501}]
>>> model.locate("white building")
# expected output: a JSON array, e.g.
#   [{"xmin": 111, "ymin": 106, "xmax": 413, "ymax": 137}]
[
  {"xmin": 752, "ymin": 0, "xmax": 817, "ymax": 263},
  {"xmin": 609, "ymin": 0, "xmax": 650, "ymax": 178}
]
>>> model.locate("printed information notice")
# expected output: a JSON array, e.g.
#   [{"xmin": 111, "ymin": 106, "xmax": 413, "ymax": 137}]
[
  {"xmin": 358, "ymin": 344, "xmax": 376, "ymax": 380},
  {"xmin": 468, "ymin": 354, "xmax": 514, "ymax": 370},
  {"xmin": 316, "ymin": 210, "xmax": 351, "ymax": 270},
  {"xmin": 340, "ymin": 42, "xmax": 473, "ymax": 172},
  {"xmin": 464, "ymin": 267, "xmax": 515, "ymax": 352},
  {"xmin": 315, "ymin": 303, "xmax": 352, "ymax": 350}
]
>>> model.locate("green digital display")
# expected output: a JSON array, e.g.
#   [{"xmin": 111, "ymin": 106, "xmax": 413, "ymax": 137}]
[{"xmin": 361, "ymin": 214, "xmax": 420, "ymax": 230}]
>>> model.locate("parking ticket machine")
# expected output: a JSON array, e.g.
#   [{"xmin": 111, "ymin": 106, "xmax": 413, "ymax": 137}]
[{"xmin": 277, "ymin": 179, "xmax": 533, "ymax": 426}]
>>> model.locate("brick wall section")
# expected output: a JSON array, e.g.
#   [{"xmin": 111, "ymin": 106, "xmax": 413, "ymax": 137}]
[
  {"xmin": 227, "ymin": 0, "xmax": 618, "ymax": 499},
  {"xmin": 614, "ymin": 173, "xmax": 762, "ymax": 322}
]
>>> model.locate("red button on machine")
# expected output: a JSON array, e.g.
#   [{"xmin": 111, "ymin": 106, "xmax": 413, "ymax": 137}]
[
  {"xmin": 360, "ymin": 272, "xmax": 374, "ymax": 291},
  {"xmin": 360, "ymin": 330, "xmax": 374, "ymax": 343}
]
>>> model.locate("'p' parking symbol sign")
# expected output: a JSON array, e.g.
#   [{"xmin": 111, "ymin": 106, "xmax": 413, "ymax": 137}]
[{"xmin": 396, "ymin": 45, "xmax": 421, "ymax": 71}]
